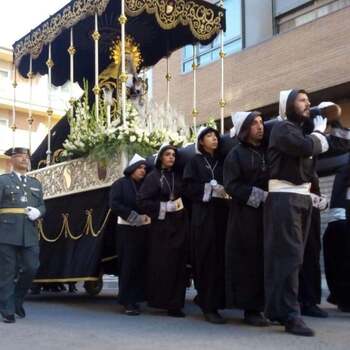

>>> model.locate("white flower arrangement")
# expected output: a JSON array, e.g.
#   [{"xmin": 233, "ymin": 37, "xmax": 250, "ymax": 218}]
[{"xmin": 61, "ymin": 82, "xmax": 191, "ymax": 163}]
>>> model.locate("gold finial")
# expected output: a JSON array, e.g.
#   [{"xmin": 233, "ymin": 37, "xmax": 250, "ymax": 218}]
[
  {"xmin": 92, "ymin": 85, "xmax": 101, "ymax": 95},
  {"xmin": 219, "ymin": 50, "xmax": 225, "ymax": 58},
  {"xmin": 119, "ymin": 72, "xmax": 129, "ymax": 83},
  {"xmin": 219, "ymin": 99, "xmax": 226, "ymax": 108},
  {"xmin": 192, "ymin": 108, "xmax": 199, "ymax": 116},
  {"xmin": 119, "ymin": 15, "xmax": 127, "ymax": 25},
  {"xmin": 46, "ymin": 59, "xmax": 54, "ymax": 69},
  {"xmin": 67, "ymin": 45, "xmax": 76, "ymax": 55},
  {"xmin": 92, "ymin": 31, "xmax": 101, "ymax": 41},
  {"xmin": 165, "ymin": 73, "xmax": 172, "ymax": 81},
  {"xmin": 10, "ymin": 123, "xmax": 17, "ymax": 132}
]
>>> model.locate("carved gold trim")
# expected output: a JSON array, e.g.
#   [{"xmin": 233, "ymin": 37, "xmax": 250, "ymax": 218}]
[
  {"xmin": 125, "ymin": 0, "xmax": 224, "ymax": 41},
  {"xmin": 13, "ymin": 0, "xmax": 110, "ymax": 65},
  {"xmin": 13, "ymin": 0, "xmax": 224, "ymax": 66},
  {"xmin": 28, "ymin": 153, "xmax": 124, "ymax": 200}
]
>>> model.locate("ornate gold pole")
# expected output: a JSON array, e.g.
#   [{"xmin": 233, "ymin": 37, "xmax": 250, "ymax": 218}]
[
  {"xmin": 219, "ymin": 0, "xmax": 226, "ymax": 135},
  {"xmin": 192, "ymin": 45, "xmax": 198, "ymax": 134},
  {"xmin": 11, "ymin": 63, "xmax": 17, "ymax": 149},
  {"xmin": 92, "ymin": 13, "xmax": 100, "ymax": 122},
  {"xmin": 46, "ymin": 43, "xmax": 54, "ymax": 165},
  {"xmin": 119, "ymin": 0, "xmax": 127, "ymax": 126},
  {"xmin": 165, "ymin": 57, "xmax": 171, "ymax": 116},
  {"xmin": 27, "ymin": 55, "xmax": 34, "ymax": 153},
  {"xmin": 68, "ymin": 27, "xmax": 76, "ymax": 116}
]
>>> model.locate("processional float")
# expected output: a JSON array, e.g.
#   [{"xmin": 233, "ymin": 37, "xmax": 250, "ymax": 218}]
[{"xmin": 11, "ymin": 0, "xmax": 226, "ymax": 292}]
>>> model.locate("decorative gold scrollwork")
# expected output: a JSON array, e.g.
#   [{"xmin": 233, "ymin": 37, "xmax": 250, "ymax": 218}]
[
  {"xmin": 125, "ymin": 0, "xmax": 224, "ymax": 41},
  {"xmin": 14, "ymin": 0, "xmax": 224, "ymax": 67}
]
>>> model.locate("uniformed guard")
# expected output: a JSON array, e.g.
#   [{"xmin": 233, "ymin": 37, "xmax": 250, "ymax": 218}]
[{"xmin": 0, "ymin": 147, "xmax": 45, "ymax": 323}]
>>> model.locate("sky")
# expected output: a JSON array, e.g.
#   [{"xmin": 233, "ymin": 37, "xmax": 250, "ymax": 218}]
[{"xmin": 0, "ymin": 0, "xmax": 69, "ymax": 48}]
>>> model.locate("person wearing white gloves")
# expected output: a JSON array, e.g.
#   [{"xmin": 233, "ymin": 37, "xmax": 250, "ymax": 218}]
[
  {"xmin": 137, "ymin": 144, "xmax": 188, "ymax": 318},
  {"xmin": 224, "ymin": 111, "xmax": 269, "ymax": 327},
  {"xmin": 264, "ymin": 89, "xmax": 330, "ymax": 337},
  {"xmin": 183, "ymin": 126, "xmax": 229, "ymax": 324},
  {"xmin": 0, "ymin": 147, "xmax": 45, "ymax": 324}
]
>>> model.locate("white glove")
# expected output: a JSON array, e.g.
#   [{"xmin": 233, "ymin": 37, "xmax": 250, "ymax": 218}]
[
  {"xmin": 212, "ymin": 184, "xmax": 226, "ymax": 197},
  {"xmin": 310, "ymin": 194, "xmax": 329, "ymax": 211},
  {"xmin": 313, "ymin": 115, "xmax": 327, "ymax": 133},
  {"xmin": 26, "ymin": 207, "xmax": 41, "ymax": 221},
  {"xmin": 127, "ymin": 210, "xmax": 148, "ymax": 226},
  {"xmin": 202, "ymin": 183, "xmax": 212, "ymax": 202},
  {"xmin": 262, "ymin": 191, "xmax": 269, "ymax": 202},
  {"xmin": 166, "ymin": 200, "xmax": 177, "ymax": 212}
]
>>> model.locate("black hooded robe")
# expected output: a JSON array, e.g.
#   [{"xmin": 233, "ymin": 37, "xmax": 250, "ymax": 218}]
[
  {"xmin": 183, "ymin": 152, "xmax": 228, "ymax": 312},
  {"xmin": 264, "ymin": 118, "xmax": 327, "ymax": 322},
  {"xmin": 224, "ymin": 142, "xmax": 268, "ymax": 311},
  {"xmin": 109, "ymin": 176, "xmax": 149, "ymax": 306},
  {"xmin": 323, "ymin": 164, "xmax": 350, "ymax": 309},
  {"xmin": 137, "ymin": 168, "xmax": 187, "ymax": 311}
]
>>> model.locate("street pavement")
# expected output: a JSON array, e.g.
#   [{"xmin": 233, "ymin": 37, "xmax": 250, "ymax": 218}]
[{"xmin": 0, "ymin": 283, "xmax": 349, "ymax": 350}]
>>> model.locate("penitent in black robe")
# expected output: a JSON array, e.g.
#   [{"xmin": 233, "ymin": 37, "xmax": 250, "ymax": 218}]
[
  {"xmin": 137, "ymin": 168, "xmax": 188, "ymax": 311},
  {"xmin": 183, "ymin": 152, "xmax": 228, "ymax": 312},
  {"xmin": 109, "ymin": 177, "xmax": 149, "ymax": 306},
  {"xmin": 323, "ymin": 164, "xmax": 350, "ymax": 309},
  {"xmin": 223, "ymin": 142, "xmax": 268, "ymax": 311}
]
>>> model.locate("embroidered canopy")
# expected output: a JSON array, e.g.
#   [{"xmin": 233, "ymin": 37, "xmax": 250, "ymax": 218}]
[{"xmin": 13, "ymin": 0, "xmax": 225, "ymax": 86}]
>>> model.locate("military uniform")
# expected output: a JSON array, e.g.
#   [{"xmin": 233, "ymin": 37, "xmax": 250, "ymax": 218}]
[{"xmin": 0, "ymin": 171, "xmax": 45, "ymax": 320}]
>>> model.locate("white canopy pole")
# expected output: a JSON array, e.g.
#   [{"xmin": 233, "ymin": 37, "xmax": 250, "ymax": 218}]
[
  {"xmin": 92, "ymin": 13, "xmax": 100, "ymax": 122},
  {"xmin": 46, "ymin": 43, "xmax": 54, "ymax": 165}
]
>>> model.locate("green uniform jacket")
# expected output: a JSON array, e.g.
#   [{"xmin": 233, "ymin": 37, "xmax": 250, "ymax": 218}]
[{"xmin": 0, "ymin": 172, "xmax": 46, "ymax": 247}]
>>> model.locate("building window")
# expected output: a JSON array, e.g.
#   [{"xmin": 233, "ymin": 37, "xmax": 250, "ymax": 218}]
[
  {"xmin": 275, "ymin": 0, "xmax": 350, "ymax": 33},
  {"xmin": 182, "ymin": 0, "xmax": 242, "ymax": 73},
  {"xmin": 0, "ymin": 118, "xmax": 9, "ymax": 128},
  {"xmin": 0, "ymin": 69, "xmax": 10, "ymax": 81}
]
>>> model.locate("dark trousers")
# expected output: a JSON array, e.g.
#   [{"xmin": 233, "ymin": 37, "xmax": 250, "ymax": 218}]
[
  {"xmin": 0, "ymin": 244, "xmax": 39, "ymax": 315},
  {"xmin": 323, "ymin": 220, "xmax": 350, "ymax": 307},
  {"xmin": 299, "ymin": 208, "xmax": 322, "ymax": 307},
  {"xmin": 264, "ymin": 193, "xmax": 312, "ymax": 321}
]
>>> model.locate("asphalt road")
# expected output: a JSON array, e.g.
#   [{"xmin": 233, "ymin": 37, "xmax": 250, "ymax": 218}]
[{"xmin": 0, "ymin": 285, "xmax": 349, "ymax": 350}]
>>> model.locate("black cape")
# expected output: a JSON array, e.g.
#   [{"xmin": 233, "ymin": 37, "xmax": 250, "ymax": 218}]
[
  {"xmin": 183, "ymin": 152, "xmax": 228, "ymax": 312},
  {"xmin": 223, "ymin": 142, "xmax": 268, "ymax": 310},
  {"xmin": 109, "ymin": 177, "xmax": 148, "ymax": 305},
  {"xmin": 137, "ymin": 168, "xmax": 188, "ymax": 310}
]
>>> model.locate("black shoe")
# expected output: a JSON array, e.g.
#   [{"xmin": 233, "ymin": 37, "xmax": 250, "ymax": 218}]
[
  {"xmin": 204, "ymin": 311, "xmax": 227, "ymax": 324},
  {"xmin": 285, "ymin": 317, "xmax": 315, "ymax": 337},
  {"xmin": 124, "ymin": 304, "xmax": 140, "ymax": 316},
  {"xmin": 1, "ymin": 312, "xmax": 16, "ymax": 324},
  {"xmin": 327, "ymin": 294, "xmax": 337, "ymax": 305},
  {"xmin": 167, "ymin": 309, "xmax": 186, "ymax": 318},
  {"xmin": 338, "ymin": 304, "xmax": 350, "ymax": 313},
  {"xmin": 15, "ymin": 306, "xmax": 26, "ymax": 319},
  {"xmin": 244, "ymin": 311, "xmax": 269, "ymax": 327},
  {"xmin": 301, "ymin": 305, "xmax": 328, "ymax": 318},
  {"xmin": 68, "ymin": 283, "xmax": 78, "ymax": 293}
]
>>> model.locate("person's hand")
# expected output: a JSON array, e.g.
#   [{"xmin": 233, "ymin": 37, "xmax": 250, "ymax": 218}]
[
  {"xmin": 212, "ymin": 184, "xmax": 226, "ymax": 197},
  {"xmin": 313, "ymin": 115, "xmax": 327, "ymax": 133},
  {"xmin": 26, "ymin": 207, "xmax": 41, "ymax": 221},
  {"xmin": 166, "ymin": 200, "xmax": 177, "ymax": 212}
]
